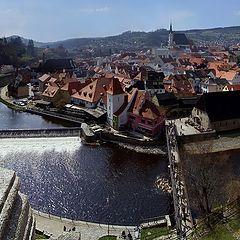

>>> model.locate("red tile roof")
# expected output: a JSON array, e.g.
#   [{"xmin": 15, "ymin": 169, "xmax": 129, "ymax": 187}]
[
  {"xmin": 106, "ymin": 78, "xmax": 125, "ymax": 95},
  {"xmin": 129, "ymin": 91, "xmax": 162, "ymax": 120},
  {"xmin": 226, "ymin": 85, "xmax": 240, "ymax": 91},
  {"xmin": 71, "ymin": 77, "xmax": 112, "ymax": 103}
]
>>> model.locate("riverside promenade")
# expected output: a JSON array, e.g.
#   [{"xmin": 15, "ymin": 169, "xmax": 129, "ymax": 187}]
[{"xmin": 33, "ymin": 210, "xmax": 135, "ymax": 240}]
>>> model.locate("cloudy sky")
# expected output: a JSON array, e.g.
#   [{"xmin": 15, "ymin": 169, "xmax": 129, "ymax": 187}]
[{"xmin": 0, "ymin": 0, "xmax": 240, "ymax": 42}]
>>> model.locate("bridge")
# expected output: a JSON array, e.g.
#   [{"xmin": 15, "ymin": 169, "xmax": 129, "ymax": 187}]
[
  {"xmin": 0, "ymin": 127, "xmax": 81, "ymax": 138},
  {"xmin": 166, "ymin": 120, "xmax": 193, "ymax": 239}
]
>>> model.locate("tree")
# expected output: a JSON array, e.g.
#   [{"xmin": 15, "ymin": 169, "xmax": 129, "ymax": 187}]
[
  {"xmin": 27, "ymin": 39, "xmax": 35, "ymax": 57},
  {"xmin": 180, "ymin": 142, "xmax": 232, "ymax": 217},
  {"xmin": 10, "ymin": 37, "xmax": 26, "ymax": 58}
]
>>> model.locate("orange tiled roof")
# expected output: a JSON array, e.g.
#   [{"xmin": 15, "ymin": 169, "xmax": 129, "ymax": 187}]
[
  {"xmin": 42, "ymin": 86, "xmax": 59, "ymax": 98},
  {"xmin": 71, "ymin": 77, "xmax": 112, "ymax": 103},
  {"xmin": 106, "ymin": 78, "xmax": 125, "ymax": 95},
  {"xmin": 130, "ymin": 91, "xmax": 162, "ymax": 120},
  {"xmin": 220, "ymin": 70, "xmax": 237, "ymax": 81}
]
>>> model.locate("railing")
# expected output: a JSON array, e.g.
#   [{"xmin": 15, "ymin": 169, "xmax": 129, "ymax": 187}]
[{"xmin": 166, "ymin": 120, "xmax": 193, "ymax": 239}]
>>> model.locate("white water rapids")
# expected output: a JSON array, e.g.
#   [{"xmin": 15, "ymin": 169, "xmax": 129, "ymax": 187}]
[{"xmin": 0, "ymin": 137, "xmax": 82, "ymax": 157}]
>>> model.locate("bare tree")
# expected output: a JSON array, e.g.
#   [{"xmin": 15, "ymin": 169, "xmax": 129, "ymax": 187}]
[{"xmin": 180, "ymin": 141, "xmax": 232, "ymax": 218}]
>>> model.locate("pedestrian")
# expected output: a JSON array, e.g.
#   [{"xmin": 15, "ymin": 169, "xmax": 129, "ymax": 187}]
[
  {"xmin": 128, "ymin": 232, "xmax": 133, "ymax": 240},
  {"xmin": 63, "ymin": 226, "xmax": 66, "ymax": 231},
  {"xmin": 121, "ymin": 230, "xmax": 126, "ymax": 239}
]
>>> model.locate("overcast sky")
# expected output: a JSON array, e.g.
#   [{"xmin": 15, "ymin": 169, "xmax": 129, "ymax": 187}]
[{"xmin": 0, "ymin": 0, "xmax": 240, "ymax": 42}]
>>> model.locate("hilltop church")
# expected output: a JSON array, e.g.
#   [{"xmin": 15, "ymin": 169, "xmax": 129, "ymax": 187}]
[{"xmin": 168, "ymin": 23, "xmax": 191, "ymax": 51}]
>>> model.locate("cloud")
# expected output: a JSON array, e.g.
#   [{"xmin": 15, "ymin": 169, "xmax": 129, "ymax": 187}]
[{"xmin": 78, "ymin": 6, "xmax": 110, "ymax": 14}]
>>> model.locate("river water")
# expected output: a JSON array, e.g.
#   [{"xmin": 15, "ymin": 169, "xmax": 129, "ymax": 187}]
[{"xmin": 0, "ymin": 103, "xmax": 171, "ymax": 225}]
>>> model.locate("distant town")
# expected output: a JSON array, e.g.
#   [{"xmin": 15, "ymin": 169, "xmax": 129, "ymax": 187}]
[
  {"xmin": 1, "ymin": 23, "xmax": 240, "ymax": 240},
  {"xmin": 1, "ymin": 24, "xmax": 240, "ymax": 139}
]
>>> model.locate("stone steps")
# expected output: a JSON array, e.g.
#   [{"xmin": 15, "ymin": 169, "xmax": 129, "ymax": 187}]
[
  {"xmin": 0, "ymin": 168, "xmax": 35, "ymax": 240},
  {"xmin": 0, "ymin": 174, "xmax": 20, "ymax": 239},
  {"xmin": 14, "ymin": 194, "xmax": 30, "ymax": 240},
  {"xmin": 23, "ymin": 210, "xmax": 34, "ymax": 240}
]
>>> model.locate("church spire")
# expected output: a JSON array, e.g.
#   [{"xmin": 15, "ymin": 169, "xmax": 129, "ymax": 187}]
[
  {"xmin": 170, "ymin": 22, "xmax": 173, "ymax": 34},
  {"xmin": 168, "ymin": 21, "xmax": 173, "ymax": 48}
]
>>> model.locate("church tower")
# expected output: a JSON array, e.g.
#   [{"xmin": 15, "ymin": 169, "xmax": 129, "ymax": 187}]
[{"xmin": 168, "ymin": 22, "xmax": 173, "ymax": 48}]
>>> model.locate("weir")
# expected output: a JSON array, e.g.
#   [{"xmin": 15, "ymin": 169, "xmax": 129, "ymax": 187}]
[{"xmin": 0, "ymin": 127, "xmax": 81, "ymax": 138}]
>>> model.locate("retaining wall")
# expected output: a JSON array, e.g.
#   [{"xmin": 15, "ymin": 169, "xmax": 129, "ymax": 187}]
[
  {"xmin": 99, "ymin": 131, "xmax": 162, "ymax": 146},
  {"xmin": 177, "ymin": 131, "xmax": 217, "ymax": 144}
]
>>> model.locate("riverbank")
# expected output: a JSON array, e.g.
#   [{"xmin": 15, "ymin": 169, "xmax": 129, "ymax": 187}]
[
  {"xmin": 0, "ymin": 85, "xmax": 166, "ymax": 153},
  {"xmin": 115, "ymin": 142, "xmax": 166, "ymax": 155},
  {"xmin": 33, "ymin": 209, "xmax": 136, "ymax": 240}
]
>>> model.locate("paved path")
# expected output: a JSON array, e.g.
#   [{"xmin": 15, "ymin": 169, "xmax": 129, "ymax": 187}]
[
  {"xmin": 165, "ymin": 121, "xmax": 193, "ymax": 239},
  {"xmin": 33, "ymin": 210, "xmax": 136, "ymax": 240}
]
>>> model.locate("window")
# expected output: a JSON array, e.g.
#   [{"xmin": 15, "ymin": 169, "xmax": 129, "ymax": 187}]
[{"xmin": 141, "ymin": 119, "xmax": 145, "ymax": 124}]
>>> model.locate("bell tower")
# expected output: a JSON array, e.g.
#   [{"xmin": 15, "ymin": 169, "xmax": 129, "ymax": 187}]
[{"xmin": 168, "ymin": 22, "xmax": 173, "ymax": 48}]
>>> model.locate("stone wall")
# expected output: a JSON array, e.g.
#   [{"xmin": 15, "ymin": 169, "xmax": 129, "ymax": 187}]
[
  {"xmin": 99, "ymin": 131, "xmax": 162, "ymax": 146},
  {"xmin": 0, "ymin": 167, "xmax": 35, "ymax": 240}
]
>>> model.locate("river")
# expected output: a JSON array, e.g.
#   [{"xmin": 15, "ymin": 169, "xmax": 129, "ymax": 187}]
[{"xmin": 0, "ymin": 103, "xmax": 171, "ymax": 225}]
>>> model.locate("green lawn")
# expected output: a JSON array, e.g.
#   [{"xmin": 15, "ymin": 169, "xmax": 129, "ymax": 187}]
[
  {"xmin": 35, "ymin": 233, "xmax": 49, "ymax": 239},
  {"xmin": 98, "ymin": 235, "xmax": 117, "ymax": 240},
  {"xmin": 201, "ymin": 225, "xmax": 235, "ymax": 240},
  {"xmin": 141, "ymin": 226, "xmax": 171, "ymax": 240},
  {"xmin": 201, "ymin": 219, "xmax": 240, "ymax": 240}
]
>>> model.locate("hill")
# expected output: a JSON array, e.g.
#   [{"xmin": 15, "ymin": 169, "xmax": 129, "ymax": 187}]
[{"xmin": 5, "ymin": 26, "xmax": 240, "ymax": 50}]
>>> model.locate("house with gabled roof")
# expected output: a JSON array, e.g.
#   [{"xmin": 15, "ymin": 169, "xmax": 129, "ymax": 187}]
[
  {"xmin": 106, "ymin": 78, "xmax": 128, "ymax": 129},
  {"xmin": 71, "ymin": 77, "xmax": 112, "ymax": 109},
  {"xmin": 192, "ymin": 91, "xmax": 240, "ymax": 131},
  {"xmin": 42, "ymin": 86, "xmax": 61, "ymax": 106},
  {"xmin": 199, "ymin": 78, "xmax": 229, "ymax": 93},
  {"xmin": 128, "ymin": 90, "xmax": 166, "ymax": 137},
  {"xmin": 164, "ymin": 74, "xmax": 195, "ymax": 96},
  {"xmin": 38, "ymin": 74, "xmax": 51, "ymax": 92},
  {"xmin": 220, "ymin": 70, "xmax": 240, "ymax": 84}
]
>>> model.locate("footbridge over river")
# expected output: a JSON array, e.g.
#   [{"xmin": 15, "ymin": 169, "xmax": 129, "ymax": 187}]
[
  {"xmin": 166, "ymin": 120, "xmax": 193, "ymax": 239},
  {"xmin": 0, "ymin": 127, "xmax": 81, "ymax": 138}
]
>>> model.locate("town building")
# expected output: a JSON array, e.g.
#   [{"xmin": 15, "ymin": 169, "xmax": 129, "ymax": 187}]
[
  {"xmin": 71, "ymin": 77, "xmax": 111, "ymax": 109},
  {"xmin": 128, "ymin": 90, "xmax": 166, "ymax": 137},
  {"xmin": 106, "ymin": 78, "xmax": 127, "ymax": 128},
  {"xmin": 192, "ymin": 91, "xmax": 240, "ymax": 131}
]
